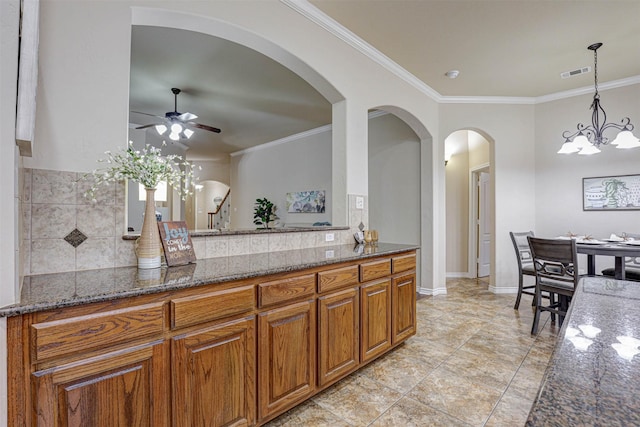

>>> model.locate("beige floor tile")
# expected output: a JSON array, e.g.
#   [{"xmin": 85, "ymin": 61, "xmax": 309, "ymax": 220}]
[
  {"xmin": 369, "ymin": 396, "xmax": 471, "ymax": 427},
  {"xmin": 484, "ymin": 390, "xmax": 534, "ymax": 427},
  {"xmin": 438, "ymin": 347, "xmax": 519, "ymax": 392},
  {"xmin": 407, "ymin": 368, "xmax": 504, "ymax": 426},
  {"xmin": 312, "ymin": 373, "xmax": 403, "ymax": 426},
  {"xmin": 358, "ymin": 346, "xmax": 435, "ymax": 393},
  {"xmin": 264, "ymin": 400, "xmax": 353, "ymax": 427}
]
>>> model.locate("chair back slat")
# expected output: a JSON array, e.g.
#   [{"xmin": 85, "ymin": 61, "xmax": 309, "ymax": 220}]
[
  {"xmin": 510, "ymin": 231, "xmax": 535, "ymax": 269},
  {"xmin": 527, "ymin": 237, "xmax": 579, "ymax": 287}
]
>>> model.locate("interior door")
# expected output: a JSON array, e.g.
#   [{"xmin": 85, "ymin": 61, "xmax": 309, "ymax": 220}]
[{"xmin": 477, "ymin": 172, "xmax": 491, "ymax": 277}]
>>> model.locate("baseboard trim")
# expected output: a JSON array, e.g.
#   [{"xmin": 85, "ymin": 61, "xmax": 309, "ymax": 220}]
[
  {"xmin": 418, "ymin": 286, "xmax": 447, "ymax": 296},
  {"xmin": 445, "ymin": 272, "xmax": 472, "ymax": 278},
  {"xmin": 488, "ymin": 286, "xmax": 518, "ymax": 294}
]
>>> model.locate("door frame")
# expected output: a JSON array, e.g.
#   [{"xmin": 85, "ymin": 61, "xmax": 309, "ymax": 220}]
[{"xmin": 468, "ymin": 163, "xmax": 490, "ymax": 278}]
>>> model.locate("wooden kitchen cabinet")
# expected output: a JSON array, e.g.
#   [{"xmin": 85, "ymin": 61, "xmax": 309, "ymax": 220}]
[
  {"xmin": 258, "ymin": 299, "xmax": 316, "ymax": 421},
  {"xmin": 318, "ymin": 286, "xmax": 359, "ymax": 386},
  {"xmin": 172, "ymin": 315, "xmax": 256, "ymax": 427},
  {"xmin": 7, "ymin": 249, "xmax": 417, "ymax": 427},
  {"xmin": 360, "ymin": 278, "xmax": 392, "ymax": 363},
  {"xmin": 392, "ymin": 272, "xmax": 416, "ymax": 344},
  {"xmin": 31, "ymin": 339, "xmax": 170, "ymax": 426}
]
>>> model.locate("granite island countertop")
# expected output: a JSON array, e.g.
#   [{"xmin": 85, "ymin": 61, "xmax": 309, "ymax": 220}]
[
  {"xmin": 0, "ymin": 242, "xmax": 418, "ymax": 318},
  {"xmin": 527, "ymin": 275, "xmax": 640, "ymax": 425}
]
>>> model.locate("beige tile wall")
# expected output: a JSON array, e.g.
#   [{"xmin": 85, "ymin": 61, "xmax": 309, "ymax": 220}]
[{"xmin": 22, "ymin": 168, "xmax": 361, "ymax": 275}]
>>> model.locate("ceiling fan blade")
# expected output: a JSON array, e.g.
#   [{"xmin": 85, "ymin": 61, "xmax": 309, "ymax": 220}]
[
  {"xmin": 135, "ymin": 123, "xmax": 162, "ymax": 130},
  {"xmin": 131, "ymin": 110, "xmax": 165, "ymax": 120},
  {"xmin": 191, "ymin": 122, "xmax": 222, "ymax": 134},
  {"xmin": 178, "ymin": 112, "xmax": 198, "ymax": 122}
]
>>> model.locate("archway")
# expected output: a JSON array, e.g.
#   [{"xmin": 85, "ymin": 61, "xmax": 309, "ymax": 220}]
[
  {"xmin": 368, "ymin": 106, "xmax": 433, "ymax": 294},
  {"xmin": 444, "ymin": 129, "xmax": 494, "ymax": 285}
]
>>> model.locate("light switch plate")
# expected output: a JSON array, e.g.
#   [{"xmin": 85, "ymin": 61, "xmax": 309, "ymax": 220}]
[{"xmin": 356, "ymin": 196, "xmax": 364, "ymax": 210}]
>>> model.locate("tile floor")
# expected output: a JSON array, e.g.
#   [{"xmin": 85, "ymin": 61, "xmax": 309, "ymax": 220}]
[{"xmin": 265, "ymin": 277, "xmax": 560, "ymax": 427}]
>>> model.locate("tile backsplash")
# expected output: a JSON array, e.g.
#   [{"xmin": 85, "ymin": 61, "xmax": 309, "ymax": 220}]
[{"xmin": 21, "ymin": 168, "xmax": 363, "ymax": 275}]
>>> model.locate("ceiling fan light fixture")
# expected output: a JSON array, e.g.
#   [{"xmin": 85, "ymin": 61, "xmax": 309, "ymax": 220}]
[
  {"xmin": 171, "ymin": 123, "xmax": 183, "ymax": 133},
  {"xmin": 169, "ymin": 132, "xmax": 180, "ymax": 141},
  {"xmin": 155, "ymin": 124, "xmax": 167, "ymax": 135},
  {"xmin": 183, "ymin": 128, "xmax": 194, "ymax": 139}
]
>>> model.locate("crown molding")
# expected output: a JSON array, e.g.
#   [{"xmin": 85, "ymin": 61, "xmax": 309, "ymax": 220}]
[
  {"xmin": 535, "ymin": 75, "xmax": 640, "ymax": 104},
  {"xmin": 230, "ymin": 123, "xmax": 332, "ymax": 157},
  {"xmin": 230, "ymin": 110, "xmax": 389, "ymax": 157},
  {"xmin": 283, "ymin": 0, "xmax": 640, "ymax": 106},
  {"xmin": 281, "ymin": 0, "xmax": 443, "ymax": 102}
]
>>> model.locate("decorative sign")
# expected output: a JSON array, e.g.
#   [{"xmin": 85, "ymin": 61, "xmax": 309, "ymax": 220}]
[{"xmin": 158, "ymin": 221, "xmax": 196, "ymax": 266}]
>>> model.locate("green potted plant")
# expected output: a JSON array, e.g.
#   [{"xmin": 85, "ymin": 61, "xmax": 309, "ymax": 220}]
[{"xmin": 253, "ymin": 197, "xmax": 278, "ymax": 229}]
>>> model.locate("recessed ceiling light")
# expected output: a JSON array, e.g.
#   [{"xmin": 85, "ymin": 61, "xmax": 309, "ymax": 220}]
[{"xmin": 445, "ymin": 70, "xmax": 460, "ymax": 79}]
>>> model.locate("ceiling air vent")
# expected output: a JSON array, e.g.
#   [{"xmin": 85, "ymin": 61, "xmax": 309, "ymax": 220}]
[{"xmin": 560, "ymin": 66, "xmax": 591, "ymax": 79}]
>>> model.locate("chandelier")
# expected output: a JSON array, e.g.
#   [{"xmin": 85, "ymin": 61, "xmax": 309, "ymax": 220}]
[{"xmin": 558, "ymin": 43, "xmax": 639, "ymax": 155}]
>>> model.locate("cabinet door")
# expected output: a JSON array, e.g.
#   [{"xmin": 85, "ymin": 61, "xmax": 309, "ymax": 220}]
[
  {"xmin": 392, "ymin": 272, "xmax": 417, "ymax": 344},
  {"xmin": 318, "ymin": 287, "xmax": 359, "ymax": 386},
  {"xmin": 31, "ymin": 340, "xmax": 169, "ymax": 427},
  {"xmin": 258, "ymin": 299, "xmax": 316, "ymax": 420},
  {"xmin": 360, "ymin": 279, "xmax": 392, "ymax": 363},
  {"xmin": 172, "ymin": 316, "xmax": 256, "ymax": 427}
]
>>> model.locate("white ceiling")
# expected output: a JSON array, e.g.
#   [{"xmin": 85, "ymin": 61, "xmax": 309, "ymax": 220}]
[
  {"xmin": 128, "ymin": 26, "xmax": 332, "ymax": 160},
  {"xmin": 311, "ymin": 0, "xmax": 640, "ymax": 97},
  {"xmin": 129, "ymin": 1, "xmax": 640, "ymax": 159}
]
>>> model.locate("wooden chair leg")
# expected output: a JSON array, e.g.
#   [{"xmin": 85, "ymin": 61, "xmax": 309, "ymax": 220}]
[
  {"xmin": 531, "ymin": 284, "xmax": 541, "ymax": 335},
  {"xmin": 514, "ymin": 274, "xmax": 524, "ymax": 309}
]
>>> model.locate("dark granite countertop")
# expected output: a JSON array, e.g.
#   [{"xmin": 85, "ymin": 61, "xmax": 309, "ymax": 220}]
[
  {"xmin": 527, "ymin": 276, "xmax": 640, "ymax": 425},
  {"xmin": 122, "ymin": 225, "xmax": 350, "ymax": 240},
  {"xmin": 0, "ymin": 243, "xmax": 417, "ymax": 318}
]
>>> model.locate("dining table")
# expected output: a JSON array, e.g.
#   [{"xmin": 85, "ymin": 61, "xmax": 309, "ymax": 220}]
[{"xmin": 576, "ymin": 241, "xmax": 640, "ymax": 279}]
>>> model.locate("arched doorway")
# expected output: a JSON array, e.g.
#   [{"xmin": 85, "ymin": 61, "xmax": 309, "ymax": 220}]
[
  {"xmin": 367, "ymin": 106, "xmax": 433, "ymax": 294},
  {"xmin": 444, "ymin": 129, "xmax": 493, "ymax": 281}
]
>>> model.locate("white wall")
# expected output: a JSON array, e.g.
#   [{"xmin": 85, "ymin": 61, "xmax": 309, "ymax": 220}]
[
  {"xmin": 230, "ymin": 128, "xmax": 332, "ymax": 228},
  {"xmin": 535, "ymin": 84, "xmax": 640, "ymax": 272},
  {"xmin": 444, "ymin": 130, "xmax": 490, "ymax": 276},
  {"xmin": 440, "ymin": 103, "xmax": 536, "ymax": 291},
  {"xmin": 445, "ymin": 131, "xmax": 471, "ymax": 273},
  {"xmin": 368, "ymin": 113, "xmax": 421, "ymax": 245}
]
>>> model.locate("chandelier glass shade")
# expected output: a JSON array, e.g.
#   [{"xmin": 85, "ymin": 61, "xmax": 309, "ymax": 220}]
[{"xmin": 558, "ymin": 43, "xmax": 639, "ymax": 155}]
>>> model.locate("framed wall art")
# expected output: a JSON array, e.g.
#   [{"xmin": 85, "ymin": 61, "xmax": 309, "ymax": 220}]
[
  {"xmin": 286, "ymin": 190, "xmax": 326, "ymax": 213},
  {"xmin": 583, "ymin": 174, "xmax": 640, "ymax": 211}
]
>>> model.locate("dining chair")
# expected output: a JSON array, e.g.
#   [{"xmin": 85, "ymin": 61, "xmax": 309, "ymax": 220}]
[
  {"xmin": 528, "ymin": 236, "xmax": 579, "ymax": 335},
  {"xmin": 602, "ymin": 232, "xmax": 640, "ymax": 281},
  {"xmin": 509, "ymin": 231, "xmax": 538, "ymax": 309}
]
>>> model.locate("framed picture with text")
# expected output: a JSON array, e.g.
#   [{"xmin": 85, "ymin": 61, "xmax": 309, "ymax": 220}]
[{"xmin": 158, "ymin": 221, "xmax": 197, "ymax": 266}]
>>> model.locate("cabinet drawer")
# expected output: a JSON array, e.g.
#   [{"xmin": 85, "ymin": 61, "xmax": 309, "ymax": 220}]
[
  {"xmin": 360, "ymin": 258, "xmax": 391, "ymax": 282},
  {"xmin": 32, "ymin": 302, "xmax": 165, "ymax": 361},
  {"xmin": 171, "ymin": 285, "xmax": 255, "ymax": 329},
  {"xmin": 392, "ymin": 253, "xmax": 416, "ymax": 273},
  {"xmin": 317, "ymin": 265, "xmax": 359, "ymax": 293},
  {"xmin": 258, "ymin": 274, "xmax": 316, "ymax": 308}
]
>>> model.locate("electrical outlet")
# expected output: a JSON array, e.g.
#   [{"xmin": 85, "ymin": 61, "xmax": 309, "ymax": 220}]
[
  {"xmin": 325, "ymin": 250, "xmax": 335, "ymax": 258},
  {"xmin": 325, "ymin": 233, "xmax": 335, "ymax": 242},
  {"xmin": 355, "ymin": 196, "xmax": 364, "ymax": 210}
]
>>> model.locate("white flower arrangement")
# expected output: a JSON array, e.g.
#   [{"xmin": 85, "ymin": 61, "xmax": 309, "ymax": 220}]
[{"xmin": 83, "ymin": 141, "xmax": 199, "ymax": 202}]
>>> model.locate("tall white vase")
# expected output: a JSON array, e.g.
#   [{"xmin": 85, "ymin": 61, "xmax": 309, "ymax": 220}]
[{"xmin": 136, "ymin": 187, "xmax": 163, "ymax": 269}]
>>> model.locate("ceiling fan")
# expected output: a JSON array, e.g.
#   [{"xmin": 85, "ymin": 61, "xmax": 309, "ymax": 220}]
[{"xmin": 132, "ymin": 88, "xmax": 221, "ymax": 141}]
